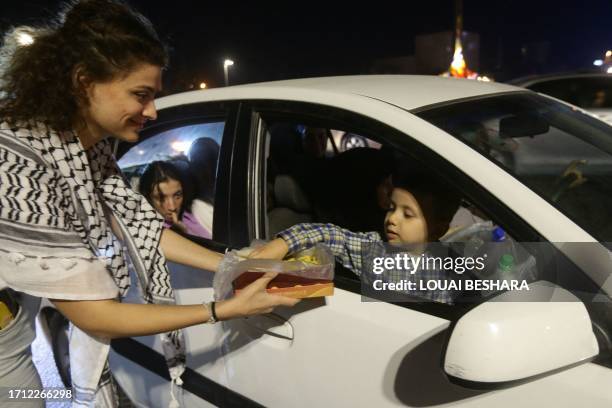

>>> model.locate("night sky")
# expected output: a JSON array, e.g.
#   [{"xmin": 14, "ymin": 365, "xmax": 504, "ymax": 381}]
[{"xmin": 2, "ymin": 0, "xmax": 611, "ymax": 93}]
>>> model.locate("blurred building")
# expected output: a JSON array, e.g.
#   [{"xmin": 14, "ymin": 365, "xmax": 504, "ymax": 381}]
[
  {"xmin": 370, "ymin": 30, "xmax": 480, "ymax": 75},
  {"xmin": 417, "ymin": 31, "xmax": 480, "ymax": 74}
]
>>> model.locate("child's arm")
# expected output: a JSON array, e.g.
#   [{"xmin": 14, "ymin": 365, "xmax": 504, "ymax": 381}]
[{"xmin": 251, "ymin": 223, "xmax": 381, "ymax": 275}]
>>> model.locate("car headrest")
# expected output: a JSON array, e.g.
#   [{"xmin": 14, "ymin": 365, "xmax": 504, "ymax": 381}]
[{"xmin": 274, "ymin": 175, "xmax": 311, "ymax": 213}]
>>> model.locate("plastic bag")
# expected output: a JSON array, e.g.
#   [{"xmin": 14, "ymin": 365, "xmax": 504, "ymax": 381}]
[
  {"xmin": 214, "ymin": 241, "xmax": 335, "ymax": 300},
  {"xmin": 443, "ymin": 222, "xmax": 538, "ymax": 283}
]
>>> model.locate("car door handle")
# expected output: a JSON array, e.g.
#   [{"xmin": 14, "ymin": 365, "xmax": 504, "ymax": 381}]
[{"xmin": 240, "ymin": 313, "xmax": 294, "ymax": 340}]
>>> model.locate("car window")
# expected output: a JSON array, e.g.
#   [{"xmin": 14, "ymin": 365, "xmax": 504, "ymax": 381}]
[
  {"xmin": 418, "ymin": 92, "xmax": 612, "ymax": 242},
  {"xmin": 118, "ymin": 121, "xmax": 224, "ymax": 240},
  {"xmin": 260, "ymin": 118, "xmax": 540, "ymax": 306},
  {"xmin": 528, "ymin": 77, "xmax": 612, "ymax": 109},
  {"xmin": 264, "ymin": 122, "xmax": 383, "ymax": 236}
]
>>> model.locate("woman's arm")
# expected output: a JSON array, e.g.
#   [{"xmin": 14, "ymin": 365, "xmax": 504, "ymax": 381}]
[
  {"xmin": 106, "ymin": 208, "xmax": 221, "ymax": 271},
  {"xmin": 51, "ymin": 272, "xmax": 298, "ymax": 339},
  {"xmin": 160, "ymin": 228, "xmax": 223, "ymax": 271}
]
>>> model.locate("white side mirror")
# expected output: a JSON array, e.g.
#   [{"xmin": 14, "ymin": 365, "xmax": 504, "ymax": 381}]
[{"xmin": 444, "ymin": 281, "xmax": 599, "ymax": 384}]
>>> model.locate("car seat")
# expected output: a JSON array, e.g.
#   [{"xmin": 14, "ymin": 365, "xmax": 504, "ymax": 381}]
[
  {"xmin": 188, "ymin": 138, "xmax": 219, "ymax": 204},
  {"xmin": 267, "ymin": 174, "xmax": 314, "ymax": 237}
]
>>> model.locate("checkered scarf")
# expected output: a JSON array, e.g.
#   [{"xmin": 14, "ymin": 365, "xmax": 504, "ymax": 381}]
[{"xmin": 0, "ymin": 122, "xmax": 185, "ymax": 406}]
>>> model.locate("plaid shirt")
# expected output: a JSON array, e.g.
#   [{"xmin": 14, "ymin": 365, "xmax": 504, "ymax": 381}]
[{"xmin": 277, "ymin": 223, "xmax": 456, "ymax": 304}]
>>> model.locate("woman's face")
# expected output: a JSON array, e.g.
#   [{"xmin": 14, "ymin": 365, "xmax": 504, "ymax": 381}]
[
  {"xmin": 151, "ymin": 178, "xmax": 184, "ymax": 223},
  {"xmin": 82, "ymin": 63, "xmax": 162, "ymax": 145}
]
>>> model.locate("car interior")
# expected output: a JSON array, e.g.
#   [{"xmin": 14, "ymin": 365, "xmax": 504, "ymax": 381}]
[{"xmin": 261, "ymin": 120, "xmax": 549, "ymax": 303}]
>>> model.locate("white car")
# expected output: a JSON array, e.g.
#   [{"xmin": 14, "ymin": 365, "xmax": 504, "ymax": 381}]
[
  {"xmin": 509, "ymin": 72, "xmax": 612, "ymax": 125},
  {"xmin": 102, "ymin": 75, "xmax": 612, "ymax": 407}
]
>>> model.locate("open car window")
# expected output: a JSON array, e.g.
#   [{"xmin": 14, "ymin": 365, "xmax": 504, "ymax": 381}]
[
  {"xmin": 259, "ymin": 118, "xmax": 549, "ymax": 307},
  {"xmin": 118, "ymin": 121, "xmax": 224, "ymax": 240}
]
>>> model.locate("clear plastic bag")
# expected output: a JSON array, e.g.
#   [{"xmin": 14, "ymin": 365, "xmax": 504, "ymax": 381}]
[
  {"xmin": 443, "ymin": 222, "xmax": 538, "ymax": 283},
  {"xmin": 214, "ymin": 241, "xmax": 335, "ymax": 300}
]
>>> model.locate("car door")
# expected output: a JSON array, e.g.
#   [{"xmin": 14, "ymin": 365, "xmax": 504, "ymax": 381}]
[
  {"xmin": 218, "ymin": 99, "xmax": 612, "ymax": 407},
  {"xmin": 109, "ymin": 100, "xmax": 256, "ymax": 407}
]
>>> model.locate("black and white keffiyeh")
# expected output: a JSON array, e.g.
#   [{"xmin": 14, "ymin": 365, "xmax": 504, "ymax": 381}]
[{"xmin": 0, "ymin": 121, "xmax": 185, "ymax": 407}]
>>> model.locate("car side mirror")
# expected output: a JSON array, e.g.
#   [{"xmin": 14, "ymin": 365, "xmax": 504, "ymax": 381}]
[{"xmin": 444, "ymin": 281, "xmax": 598, "ymax": 387}]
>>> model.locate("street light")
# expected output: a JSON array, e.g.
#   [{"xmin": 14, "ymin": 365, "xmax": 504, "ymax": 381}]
[
  {"xmin": 16, "ymin": 29, "xmax": 34, "ymax": 46},
  {"xmin": 223, "ymin": 59, "xmax": 234, "ymax": 86}
]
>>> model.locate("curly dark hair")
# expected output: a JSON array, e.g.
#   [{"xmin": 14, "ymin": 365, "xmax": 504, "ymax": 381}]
[{"xmin": 0, "ymin": 0, "xmax": 168, "ymax": 132}]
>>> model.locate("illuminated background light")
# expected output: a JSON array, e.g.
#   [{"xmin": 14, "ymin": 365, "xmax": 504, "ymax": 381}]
[
  {"xmin": 16, "ymin": 31, "xmax": 34, "ymax": 46},
  {"xmin": 171, "ymin": 141, "xmax": 192, "ymax": 153}
]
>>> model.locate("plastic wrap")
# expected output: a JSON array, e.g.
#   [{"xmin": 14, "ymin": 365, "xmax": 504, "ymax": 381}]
[
  {"xmin": 443, "ymin": 222, "xmax": 538, "ymax": 283},
  {"xmin": 214, "ymin": 242, "xmax": 334, "ymax": 300}
]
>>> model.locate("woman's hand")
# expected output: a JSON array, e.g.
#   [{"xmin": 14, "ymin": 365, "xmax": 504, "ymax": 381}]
[
  {"xmin": 216, "ymin": 272, "xmax": 299, "ymax": 319},
  {"xmin": 248, "ymin": 238, "xmax": 289, "ymax": 260}
]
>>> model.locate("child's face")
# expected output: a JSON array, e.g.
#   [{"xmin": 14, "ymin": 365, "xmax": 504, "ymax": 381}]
[
  {"xmin": 151, "ymin": 178, "xmax": 184, "ymax": 223},
  {"xmin": 384, "ymin": 187, "xmax": 428, "ymax": 244}
]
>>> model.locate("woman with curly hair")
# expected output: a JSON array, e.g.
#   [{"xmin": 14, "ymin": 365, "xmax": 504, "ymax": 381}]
[{"xmin": 0, "ymin": 1, "xmax": 297, "ymax": 406}]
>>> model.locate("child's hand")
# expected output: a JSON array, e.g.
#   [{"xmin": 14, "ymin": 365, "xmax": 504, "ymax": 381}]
[{"xmin": 248, "ymin": 238, "xmax": 289, "ymax": 260}]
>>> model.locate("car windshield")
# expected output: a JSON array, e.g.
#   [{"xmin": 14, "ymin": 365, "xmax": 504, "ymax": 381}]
[{"xmin": 417, "ymin": 92, "xmax": 612, "ymax": 241}]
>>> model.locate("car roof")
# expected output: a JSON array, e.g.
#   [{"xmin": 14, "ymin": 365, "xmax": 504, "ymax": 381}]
[
  {"xmin": 156, "ymin": 75, "xmax": 521, "ymax": 112},
  {"xmin": 508, "ymin": 72, "xmax": 612, "ymax": 87}
]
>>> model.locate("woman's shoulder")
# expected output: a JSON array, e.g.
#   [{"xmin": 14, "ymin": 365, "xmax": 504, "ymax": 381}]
[
  {"xmin": 0, "ymin": 121, "xmax": 59, "ymax": 146},
  {"xmin": 1, "ymin": 120, "xmax": 48, "ymax": 134},
  {"xmin": 0, "ymin": 121, "xmax": 52, "ymax": 166}
]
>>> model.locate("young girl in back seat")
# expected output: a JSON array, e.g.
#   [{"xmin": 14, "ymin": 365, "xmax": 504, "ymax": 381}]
[{"xmin": 140, "ymin": 161, "xmax": 212, "ymax": 239}]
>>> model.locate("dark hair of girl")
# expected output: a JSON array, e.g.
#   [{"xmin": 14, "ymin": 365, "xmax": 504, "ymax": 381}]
[
  {"xmin": 0, "ymin": 0, "xmax": 168, "ymax": 131},
  {"xmin": 139, "ymin": 161, "xmax": 194, "ymax": 218}
]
